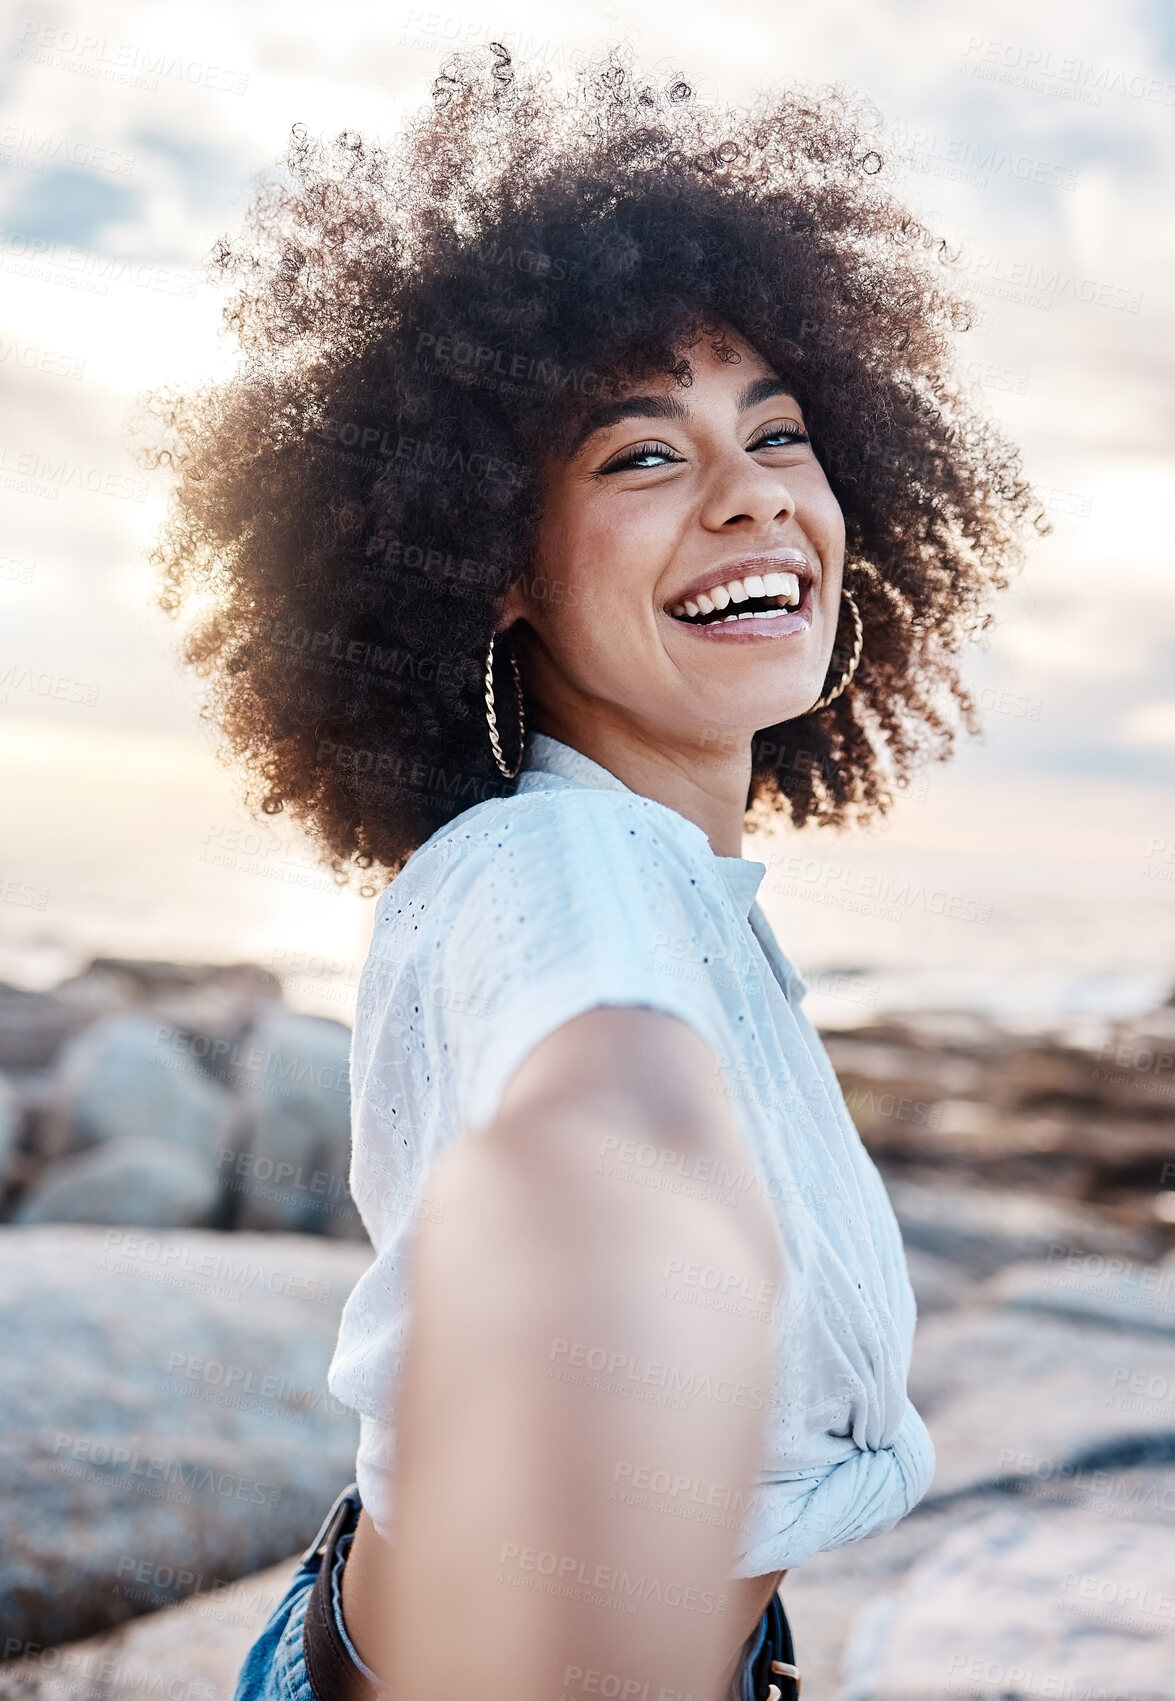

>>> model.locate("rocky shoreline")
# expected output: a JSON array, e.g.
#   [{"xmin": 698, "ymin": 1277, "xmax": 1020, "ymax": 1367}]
[{"xmin": 1, "ymin": 959, "xmax": 1173, "ymax": 1698}]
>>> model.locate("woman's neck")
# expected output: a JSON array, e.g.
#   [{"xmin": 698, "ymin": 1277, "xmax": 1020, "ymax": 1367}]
[{"xmin": 532, "ymin": 711, "xmax": 752, "ymax": 859}]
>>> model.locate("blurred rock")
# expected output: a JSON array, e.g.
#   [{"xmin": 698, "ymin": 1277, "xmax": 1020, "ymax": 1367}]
[
  {"xmin": 0, "ymin": 1224, "xmax": 368, "ymax": 1649},
  {"xmin": 885, "ymin": 1176, "xmax": 1155, "ymax": 1279},
  {"xmin": 225, "ymin": 1010, "xmax": 361, "ymax": 1239},
  {"xmin": 13, "ymin": 1136, "xmax": 220, "ymax": 1229},
  {"xmin": 779, "ymin": 1498, "xmax": 975, "ymax": 1701},
  {"xmin": 903, "ymin": 1247, "xmax": 978, "ymax": 1316},
  {"xmin": 910, "ymin": 1303, "xmax": 1175, "ymax": 1502},
  {"xmin": 72, "ymin": 958, "xmax": 282, "ymax": 1004},
  {"xmin": 825, "ymin": 1033, "xmax": 986, "ymax": 1122},
  {"xmin": 0, "ymin": 1554, "xmax": 299, "ymax": 1699},
  {"xmin": 37, "ymin": 1013, "xmax": 238, "ymax": 1168},
  {"xmin": 0, "ymin": 1075, "xmax": 21, "ymax": 1192},
  {"xmin": 839, "ymin": 1503, "xmax": 1175, "ymax": 1700},
  {"xmin": 0, "ymin": 981, "xmax": 117, "ymax": 1072},
  {"xmin": 980, "ymin": 1252, "xmax": 1175, "ymax": 1336}
]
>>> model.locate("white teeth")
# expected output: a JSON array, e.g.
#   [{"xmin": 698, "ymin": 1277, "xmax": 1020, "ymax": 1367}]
[
  {"xmin": 763, "ymin": 570, "xmax": 801, "ymax": 605},
  {"xmin": 669, "ymin": 566, "xmax": 807, "ymax": 622}
]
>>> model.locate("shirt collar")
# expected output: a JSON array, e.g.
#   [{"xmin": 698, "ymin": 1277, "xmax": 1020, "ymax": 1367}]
[{"xmin": 519, "ymin": 732, "xmax": 767, "ymax": 917}]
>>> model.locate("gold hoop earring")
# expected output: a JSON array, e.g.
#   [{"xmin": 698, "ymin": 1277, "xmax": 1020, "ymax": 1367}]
[
  {"xmin": 484, "ymin": 632, "xmax": 525, "ymax": 778},
  {"xmin": 808, "ymin": 589, "xmax": 863, "ymax": 713}
]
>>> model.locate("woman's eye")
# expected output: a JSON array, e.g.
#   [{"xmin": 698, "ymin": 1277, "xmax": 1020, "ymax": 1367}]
[
  {"xmin": 600, "ymin": 440, "xmax": 684, "ymax": 473},
  {"xmin": 750, "ymin": 420, "xmax": 810, "ymax": 450}
]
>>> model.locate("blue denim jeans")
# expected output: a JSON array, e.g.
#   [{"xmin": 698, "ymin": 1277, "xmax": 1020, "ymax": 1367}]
[{"xmin": 233, "ymin": 1486, "xmax": 776, "ymax": 1701}]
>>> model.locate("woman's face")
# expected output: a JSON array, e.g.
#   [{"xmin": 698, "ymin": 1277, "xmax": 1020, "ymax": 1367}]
[{"xmin": 503, "ymin": 329, "xmax": 847, "ymax": 766}]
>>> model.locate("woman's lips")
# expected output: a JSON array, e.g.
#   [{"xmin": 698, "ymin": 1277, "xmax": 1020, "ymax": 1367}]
[
  {"xmin": 669, "ymin": 548, "xmax": 814, "ymax": 612},
  {"xmin": 667, "ymin": 577, "xmax": 815, "ymax": 640}
]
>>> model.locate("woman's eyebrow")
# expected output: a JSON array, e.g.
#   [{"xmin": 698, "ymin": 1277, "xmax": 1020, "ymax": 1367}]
[
  {"xmin": 571, "ymin": 375, "xmax": 798, "ymax": 456},
  {"xmin": 571, "ymin": 392, "xmax": 690, "ymax": 455}
]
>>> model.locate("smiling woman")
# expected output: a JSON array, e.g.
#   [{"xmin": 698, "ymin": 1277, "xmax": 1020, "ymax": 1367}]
[
  {"xmin": 146, "ymin": 42, "xmax": 1035, "ymax": 873},
  {"xmin": 146, "ymin": 40, "xmax": 1037, "ymax": 1701}
]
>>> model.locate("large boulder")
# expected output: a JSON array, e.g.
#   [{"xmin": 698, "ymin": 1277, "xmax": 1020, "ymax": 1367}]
[
  {"xmin": 13, "ymin": 1136, "xmax": 220, "ymax": 1229},
  {"xmin": 885, "ymin": 1176, "xmax": 1155, "ymax": 1279},
  {"xmin": 223, "ymin": 1010, "xmax": 362, "ymax": 1239},
  {"xmin": 910, "ymin": 1302, "xmax": 1175, "ymax": 1503},
  {"xmin": 38, "ymin": 1013, "xmax": 238, "ymax": 1166},
  {"xmin": 0, "ymin": 1224, "xmax": 369, "ymax": 1649},
  {"xmin": 981, "ymin": 1251, "xmax": 1175, "ymax": 1337},
  {"xmin": 0, "ymin": 981, "xmax": 120, "ymax": 1072},
  {"xmin": 838, "ymin": 1499, "xmax": 1175, "ymax": 1700},
  {"xmin": 0, "ymin": 1554, "xmax": 299, "ymax": 1699}
]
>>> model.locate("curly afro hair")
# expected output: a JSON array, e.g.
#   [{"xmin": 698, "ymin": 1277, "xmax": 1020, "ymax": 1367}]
[{"xmin": 147, "ymin": 41, "xmax": 1038, "ymax": 884}]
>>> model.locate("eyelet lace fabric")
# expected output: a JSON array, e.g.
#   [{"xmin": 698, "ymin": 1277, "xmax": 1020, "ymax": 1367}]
[{"xmin": 327, "ymin": 734, "xmax": 934, "ymax": 1576}]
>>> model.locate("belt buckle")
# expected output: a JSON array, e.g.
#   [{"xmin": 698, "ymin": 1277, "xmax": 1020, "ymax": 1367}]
[
  {"xmin": 299, "ymin": 1482, "xmax": 360, "ymax": 1564},
  {"xmin": 769, "ymin": 1659, "xmax": 802, "ymax": 1698}
]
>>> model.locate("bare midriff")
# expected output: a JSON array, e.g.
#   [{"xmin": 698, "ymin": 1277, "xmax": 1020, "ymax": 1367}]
[{"xmin": 341, "ymin": 1508, "xmax": 786, "ymax": 1679}]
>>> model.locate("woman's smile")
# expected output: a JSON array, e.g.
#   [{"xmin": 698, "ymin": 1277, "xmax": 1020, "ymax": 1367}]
[{"xmin": 664, "ymin": 547, "xmax": 817, "ymax": 642}]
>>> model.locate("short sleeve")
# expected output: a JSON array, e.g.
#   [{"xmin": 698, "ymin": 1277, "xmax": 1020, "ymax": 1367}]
[{"xmin": 427, "ymin": 788, "xmax": 740, "ymax": 1132}]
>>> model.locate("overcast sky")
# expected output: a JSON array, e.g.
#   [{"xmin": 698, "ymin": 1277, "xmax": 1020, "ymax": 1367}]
[{"xmin": 1, "ymin": 0, "xmax": 1173, "ymax": 1006}]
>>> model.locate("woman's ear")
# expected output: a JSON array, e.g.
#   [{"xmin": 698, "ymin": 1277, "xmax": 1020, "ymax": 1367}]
[{"xmin": 497, "ymin": 579, "xmax": 529, "ymax": 633}]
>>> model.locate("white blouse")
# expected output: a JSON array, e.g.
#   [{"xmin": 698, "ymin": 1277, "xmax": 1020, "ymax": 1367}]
[{"xmin": 327, "ymin": 732, "xmax": 935, "ymax": 1577}]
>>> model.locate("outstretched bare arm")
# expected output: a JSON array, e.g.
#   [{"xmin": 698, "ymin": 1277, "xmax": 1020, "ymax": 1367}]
[{"xmin": 345, "ymin": 1006, "xmax": 784, "ymax": 1701}]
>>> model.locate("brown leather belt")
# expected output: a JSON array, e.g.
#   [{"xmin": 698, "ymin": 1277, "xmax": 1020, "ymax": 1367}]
[{"xmin": 301, "ymin": 1488, "xmax": 377, "ymax": 1701}]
